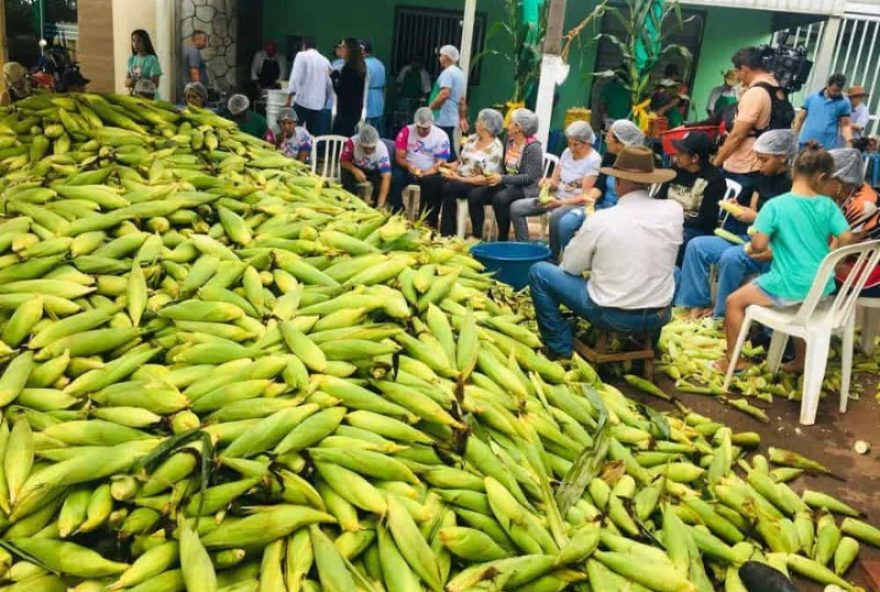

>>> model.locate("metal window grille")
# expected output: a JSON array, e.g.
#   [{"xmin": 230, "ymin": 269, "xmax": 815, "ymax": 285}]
[
  {"xmin": 390, "ymin": 5, "xmax": 486, "ymax": 83},
  {"xmin": 775, "ymin": 15, "xmax": 880, "ymax": 135}
]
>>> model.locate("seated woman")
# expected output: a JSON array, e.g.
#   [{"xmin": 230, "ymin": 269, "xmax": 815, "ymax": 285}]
[
  {"xmin": 468, "ymin": 108, "xmax": 543, "ymax": 241},
  {"xmin": 656, "ymin": 131, "xmax": 725, "ymax": 263},
  {"xmin": 510, "ymin": 121, "xmax": 601, "ymax": 249},
  {"xmin": 554, "ymin": 119, "xmax": 645, "ymax": 257},
  {"xmin": 721, "ymin": 147, "xmax": 853, "ymax": 374},
  {"xmin": 340, "ymin": 124, "xmax": 392, "ymax": 208},
  {"xmin": 269, "ymin": 108, "xmax": 312, "ymax": 163},
  {"xmin": 676, "ymin": 129, "xmax": 796, "ymax": 319},
  {"xmin": 183, "ymin": 82, "xmax": 208, "ymax": 109},
  {"xmin": 391, "ymin": 107, "xmax": 450, "ymax": 220},
  {"xmin": 437, "ymin": 108, "xmax": 505, "ymax": 237},
  {"xmin": 827, "ymin": 147, "xmax": 880, "ymax": 297}
]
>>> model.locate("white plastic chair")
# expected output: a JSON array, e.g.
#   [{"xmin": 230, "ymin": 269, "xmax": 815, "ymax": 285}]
[
  {"xmin": 310, "ymin": 135, "xmax": 348, "ymax": 183},
  {"xmin": 856, "ymin": 297, "xmax": 880, "ymax": 353},
  {"xmin": 537, "ymin": 153, "xmax": 561, "ymax": 240},
  {"xmin": 723, "ymin": 240, "xmax": 880, "ymax": 425}
]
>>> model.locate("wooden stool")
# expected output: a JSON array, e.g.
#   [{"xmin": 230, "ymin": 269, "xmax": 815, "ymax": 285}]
[
  {"xmin": 403, "ymin": 185, "xmax": 421, "ymax": 222},
  {"xmin": 573, "ymin": 332, "xmax": 655, "ymax": 379}
]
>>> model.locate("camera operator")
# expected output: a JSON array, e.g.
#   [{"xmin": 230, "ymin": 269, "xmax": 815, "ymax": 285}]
[{"xmin": 713, "ymin": 46, "xmax": 793, "ymax": 204}]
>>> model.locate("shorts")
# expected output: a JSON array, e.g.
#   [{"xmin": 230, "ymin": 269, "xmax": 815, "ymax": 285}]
[{"xmin": 754, "ymin": 282, "xmax": 802, "ymax": 308}]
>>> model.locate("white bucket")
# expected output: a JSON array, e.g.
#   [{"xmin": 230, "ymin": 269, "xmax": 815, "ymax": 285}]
[{"xmin": 266, "ymin": 87, "xmax": 289, "ymax": 134}]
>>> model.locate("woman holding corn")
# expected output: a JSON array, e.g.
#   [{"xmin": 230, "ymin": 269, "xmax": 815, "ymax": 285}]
[
  {"xmin": 468, "ymin": 108, "xmax": 544, "ymax": 241},
  {"xmin": 676, "ymin": 129, "xmax": 796, "ymax": 319},
  {"xmin": 553, "ymin": 120, "xmax": 645, "ymax": 257},
  {"xmin": 437, "ymin": 108, "xmax": 505, "ymax": 237},
  {"xmin": 509, "ymin": 121, "xmax": 601, "ymax": 249}
]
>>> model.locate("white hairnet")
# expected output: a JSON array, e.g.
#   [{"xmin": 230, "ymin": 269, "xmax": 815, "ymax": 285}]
[
  {"xmin": 358, "ymin": 124, "xmax": 380, "ymax": 147},
  {"xmin": 184, "ymin": 82, "xmax": 208, "ymax": 103},
  {"xmin": 830, "ymin": 148, "xmax": 865, "ymax": 185},
  {"xmin": 566, "ymin": 120, "xmax": 596, "ymax": 144},
  {"xmin": 133, "ymin": 78, "xmax": 156, "ymax": 96},
  {"xmin": 477, "ymin": 108, "xmax": 504, "ymax": 137},
  {"xmin": 753, "ymin": 129, "xmax": 797, "ymax": 157},
  {"xmin": 414, "ymin": 107, "xmax": 434, "ymax": 127},
  {"xmin": 227, "ymin": 94, "xmax": 250, "ymax": 115},
  {"xmin": 276, "ymin": 107, "xmax": 297, "ymax": 123},
  {"xmin": 610, "ymin": 120, "xmax": 645, "ymax": 147},
  {"xmin": 439, "ymin": 45, "xmax": 460, "ymax": 62},
  {"xmin": 510, "ymin": 108, "xmax": 539, "ymax": 137}
]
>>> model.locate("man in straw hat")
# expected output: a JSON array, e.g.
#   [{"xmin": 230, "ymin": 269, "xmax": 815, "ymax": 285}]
[
  {"xmin": 529, "ymin": 145, "xmax": 682, "ymax": 359},
  {"xmin": 847, "ymin": 85, "xmax": 870, "ymax": 140}
]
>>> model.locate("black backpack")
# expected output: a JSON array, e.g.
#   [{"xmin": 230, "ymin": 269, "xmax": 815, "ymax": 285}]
[{"xmin": 722, "ymin": 81, "xmax": 794, "ymax": 137}]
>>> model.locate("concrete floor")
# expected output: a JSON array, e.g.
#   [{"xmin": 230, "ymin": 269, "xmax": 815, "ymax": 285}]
[{"xmin": 615, "ymin": 371, "xmax": 880, "ymax": 592}]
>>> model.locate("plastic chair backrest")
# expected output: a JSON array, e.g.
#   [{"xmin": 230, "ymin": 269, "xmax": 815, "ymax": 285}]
[
  {"xmin": 381, "ymin": 139, "xmax": 396, "ymax": 164},
  {"xmin": 719, "ymin": 178, "xmax": 745, "ymax": 225},
  {"xmin": 310, "ymin": 135, "xmax": 348, "ymax": 181},
  {"xmin": 542, "ymin": 153, "xmax": 560, "ymax": 178},
  {"xmin": 794, "ymin": 239, "xmax": 880, "ymax": 327}
]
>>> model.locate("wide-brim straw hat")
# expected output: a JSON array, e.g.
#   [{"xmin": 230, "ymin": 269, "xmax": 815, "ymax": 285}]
[{"xmin": 599, "ymin": 145, "xmax": 677, "ymax": 184}]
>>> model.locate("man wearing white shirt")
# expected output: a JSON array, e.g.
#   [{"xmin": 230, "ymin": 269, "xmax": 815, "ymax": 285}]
[
  {"xmin": 529, "ymin": 146, "xmax": 682, "ymax": 358},
  {"xmin": 285, "ymin": 37, "xmax": 332, "ymax": 135}
]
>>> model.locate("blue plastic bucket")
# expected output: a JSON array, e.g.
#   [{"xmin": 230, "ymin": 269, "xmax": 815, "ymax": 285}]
[{"xmin": 470, "ymin": 242, "xmax": 553, "ymax": 290}]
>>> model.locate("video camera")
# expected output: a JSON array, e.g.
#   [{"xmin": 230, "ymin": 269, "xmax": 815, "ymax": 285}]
[{"xmin": 759, "ymin": 44, "xmax": 812, "ymax": 93}]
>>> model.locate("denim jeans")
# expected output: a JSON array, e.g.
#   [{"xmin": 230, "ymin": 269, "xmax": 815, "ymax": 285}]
[
  {"xmin": 529, "ymin": 262, "xmax": 672, "ymax": 356},
  {"xmin": 674, "ymin": 236, "xmax": 768, "ymax": 318},
  {"xmin": 508, "ymin": 200, "xmax": 579, "ymax": 244},
  {"xmin": 555, "ymin": 207, "xmax": 586, "ymax": 257},
  {"xmin": 390, "ymin": 169, "xmax": 443, "ymax": 225},
  {"xmin": 722, "ymin": 170, "xmax": 760, "ymax": 236}
]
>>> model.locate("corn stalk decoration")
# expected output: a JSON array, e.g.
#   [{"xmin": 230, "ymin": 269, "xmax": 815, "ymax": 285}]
[
  {"xmin": 473, "ymin": 0, "xmax": 608, "ymax": 106},
  {"xmin": 593, "ymin": 0, "xmax": 693, "ymax": 127}
]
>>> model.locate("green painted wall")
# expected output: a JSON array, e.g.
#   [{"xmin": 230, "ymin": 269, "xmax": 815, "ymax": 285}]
[
  {"xmin": 262, "ymin": 1, "xmax": 775, "ymax": 139},
  {"xmin": 689, "ymin": 7, "xmax": 773, "ymax": 119}
]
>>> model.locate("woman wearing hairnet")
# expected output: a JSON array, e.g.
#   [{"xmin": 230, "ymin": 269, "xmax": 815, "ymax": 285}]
[
  {"xmin": 676, "ymin": 129, "xmax": 795, "ymax": 319},
  {"xmin": 468, "ymin": 108, "xmax": 544, "ymax": 240},
  {"xmin": 340, "ymin": 124, "xmax": 393, "ymax": 208},
  {"xmin": 183, "ymin": 82, "xmax": 209, "ymax": 109},
  {"xmin": 0, "ymin": 62, "xmax": 33, "ymax": 106},
  {"xmin": 827, "ymin": 148, "xmax": 880, "ymax": 298},
  {"xmin": 224, "ymin": 94, "xmax": 268, "ymax": 139},
  {"xmin": 553, "ymin": 119, "xmax": 646, "ymax": 257},
  {"xmin": 510, "ymin": 120, "xmax": 601, "ymax": 247},
  {"xmin": 437, "ymin": 108, "xmax": 505, "ymax": 236},
  {"xmin": 271, "ymin": 108, "xmax": 312, "ymax": 163}
]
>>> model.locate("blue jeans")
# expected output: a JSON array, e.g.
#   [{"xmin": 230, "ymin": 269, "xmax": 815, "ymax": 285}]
[
  {"xmin": 555, "ymin": 207, "xmax": 586, "ymax": 257},
  {"xmin": 529, "ymin": 262, "xmax": 672, "ymax": 356},
  {"xmin": 675, "ymin": 236, "xmax": 769, "ymax": 318},
  {"xmin": 722, "ymin": 170, "xmax": 759, "ymax": 236}
]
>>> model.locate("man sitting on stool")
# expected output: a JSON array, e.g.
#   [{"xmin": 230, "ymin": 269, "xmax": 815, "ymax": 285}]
[{"xmin": 529, "ymin": 146, "xmax": 681, "ymax": 359}]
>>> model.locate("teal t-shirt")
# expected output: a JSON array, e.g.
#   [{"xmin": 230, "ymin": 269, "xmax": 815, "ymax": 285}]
[
  {"xmin": 128, "ymin": 54, "xmax": 163, "ymax": 97},
  {"xmin": 753, "ymin": 193, "xmax": 850, "ymax": 300}
]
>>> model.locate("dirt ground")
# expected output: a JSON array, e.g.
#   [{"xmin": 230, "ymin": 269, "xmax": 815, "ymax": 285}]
[{"xmin": 614, "ymin": 372, "xmax": 880, "ymax": 592}]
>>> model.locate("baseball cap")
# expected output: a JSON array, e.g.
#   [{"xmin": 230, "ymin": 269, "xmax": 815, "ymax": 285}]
[{"xmin": 671, "ymin": 131, "xmax": 715, "ymax": 158}]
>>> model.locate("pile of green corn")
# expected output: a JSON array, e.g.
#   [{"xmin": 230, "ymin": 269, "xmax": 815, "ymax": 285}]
[
  {"xmin": 657, "ymin": 315, "xmax": 880, "ymax": 410},
  {"xmin": 0, "ymin": 92, "xmax": 876, "ymax": 592}
]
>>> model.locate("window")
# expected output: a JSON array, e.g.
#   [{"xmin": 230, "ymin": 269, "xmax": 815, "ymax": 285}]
[
  {"xmin": 391, "ymin": 5, "xmax": 487, "ymax": 84},
  {"xmin": 591, "ymin": 6, "xmax": 706, "ymax": 102}
]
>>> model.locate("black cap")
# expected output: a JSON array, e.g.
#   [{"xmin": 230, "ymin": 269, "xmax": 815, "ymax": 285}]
[{"xmin": 672, "ymin": 131, "xmax": 715, "ymax": 158}]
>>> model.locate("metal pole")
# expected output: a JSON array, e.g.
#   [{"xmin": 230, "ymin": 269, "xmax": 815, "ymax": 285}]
[
  {"xmin": 459, "ymin": 0, "xmax": 477, "ymax": 97},
  {"xmin": 813, "ymin": 15, "xmax": 843, "ymax": 91},
  {"xmin": 536, "ymin": 0, "xmax": 567, "ymax": 147}
]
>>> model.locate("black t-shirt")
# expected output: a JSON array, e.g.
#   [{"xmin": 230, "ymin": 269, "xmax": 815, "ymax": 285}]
[
  {"xmin": 656, "ymin": 162, "xmax": 726, "ymax": 233},
  {"xmin": 755, "ymin": 172, "xmax": 792, "ymax": 211},
  {"xmin": 594, "ymin": 151, "xmax": 617, "ymax": 206}
]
